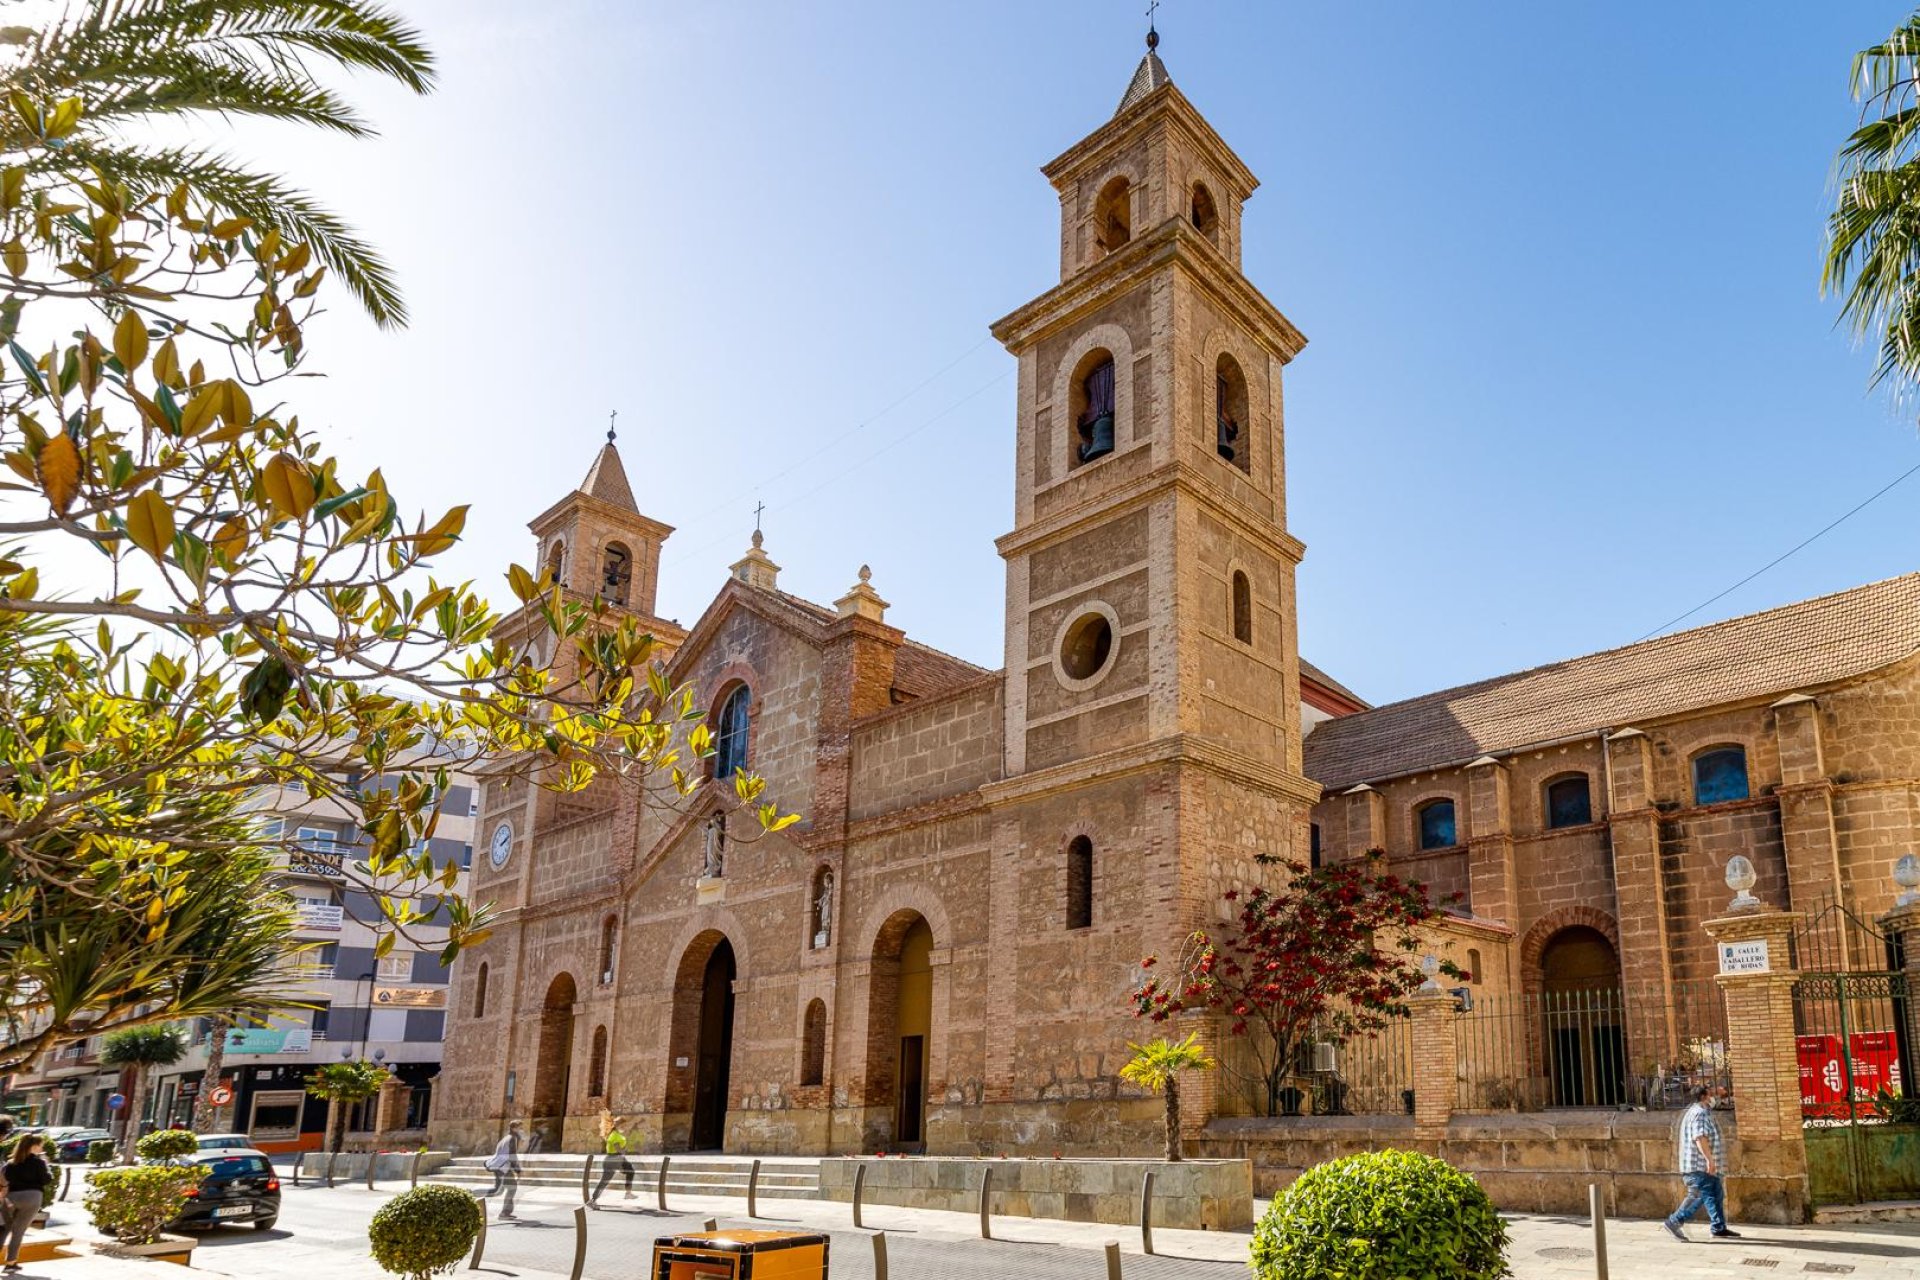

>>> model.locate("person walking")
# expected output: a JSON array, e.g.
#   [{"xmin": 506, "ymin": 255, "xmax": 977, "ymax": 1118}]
[
  {"xmin": 1664, "ymin": 1084, "xmax": 1740, "ymax": 1241},
  {"xmin": 588, "ymin": 1117, "xmax": 636, "ymax": 1208},
  {"xmin": 1, "ymin": 1134, "xmax": 55, "ymax": 1272},
  {"xmin": 482, "ymin": 1120, "xmax": 524, "ymax": 1221}
]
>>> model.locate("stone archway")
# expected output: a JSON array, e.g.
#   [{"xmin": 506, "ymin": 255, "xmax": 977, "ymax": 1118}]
[
  {"xmin": 531, "ymin": 973, "xmax": 578, "ymax": 1148},
  {"xmin": 1537, "ymin": 926, "xmax": 1625, "ymax": 1107},
  {"xmin": 665, "ymin": 930, "xmax": 737, "ymax": 1152},
  {"xmin": 864, "ymin": 910, "xmax": 934, "ymax": 1151}
]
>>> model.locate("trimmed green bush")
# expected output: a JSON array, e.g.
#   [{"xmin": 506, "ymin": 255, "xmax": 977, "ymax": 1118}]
[
  {"xmin": 86, "ymin": 1139, "xmax": 116, "ymax": 1164},
  {"xmin": 1251, "ymin": 1149, "xmax": 1511, "ymax": 1280},
  {"xmin": 137, "ymin": 1129, "xmax": 199, "ymax": 1162},
  {"xmin": 368, "ymin": 1184, "xmax": 484, "ymax": 1280},
  {"xmin": 84, "ymin": 1165, "xmax": 206, "ymax": 1244}
]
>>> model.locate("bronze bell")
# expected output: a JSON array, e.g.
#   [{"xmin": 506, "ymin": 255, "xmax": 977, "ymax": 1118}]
[
  {"xmin": 1079, "ymin": 412, "xmax": 1115, "ymax": 463},
  {"xmin": 1217, "ymin": 415, "xmax": 1239, "ymax": 462}
]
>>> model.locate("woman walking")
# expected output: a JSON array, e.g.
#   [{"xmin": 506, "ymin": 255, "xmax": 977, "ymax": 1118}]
[{"xmin": 1, "ymin": 1134, "xmax": 54, "ymax": 1271}]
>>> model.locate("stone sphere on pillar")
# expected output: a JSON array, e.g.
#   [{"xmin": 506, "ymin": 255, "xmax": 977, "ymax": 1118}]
[{"xmin": 1724, "ymin": 854, "xmax": 1761, "ymax": 911}]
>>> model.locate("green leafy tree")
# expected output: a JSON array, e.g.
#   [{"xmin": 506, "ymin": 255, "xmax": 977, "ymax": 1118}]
[
  {"xmin": 135, "ymin": 1127, "xmax": 198, "ymax": 1163},
  {"xmin": 99, "ymin": 1025, "xmax": 185, "ymax": 1160},
  {"xmin": 1118, "ymin": 1033, "xmax": 1215, "ymax": 1163},
  {"xmin": 307, "ymin": 1058, "xmax": 388, "ymax": 1153},
  {"xmin": 84, "ymin": 1163, "xmax": 205, "ymax": 1245},
  {"xmin": 1826, "ymin": 12, "xmax": 1920, "ymax": 404},
  {"xmin": 0, "ymin": 72, "xmax": 794, "ymax": 1067},
  {"xmin": 1, "ymin": 0, "xmax": 434, "ymax": 326},
  {"xmin": 1132, "ymin": 852, "xmax": 1462, "ymax": 1117}
]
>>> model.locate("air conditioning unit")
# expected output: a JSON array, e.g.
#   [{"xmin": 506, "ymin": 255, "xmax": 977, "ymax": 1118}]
[{"xmin": 1312, "ymin": 1041, "xmax": 1339, "ymax": 1074}]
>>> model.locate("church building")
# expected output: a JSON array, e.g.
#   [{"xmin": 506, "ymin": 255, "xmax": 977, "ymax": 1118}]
[{"xmin": 431, "ymin": 42, "xmax": 1920, "ymax": 1156}]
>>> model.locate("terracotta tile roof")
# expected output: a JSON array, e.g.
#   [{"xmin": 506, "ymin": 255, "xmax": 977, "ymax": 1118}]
[
  {"xmin": 1303, "ymin": 573, "xmax": 1920, "ymax": 791},
  {"xmin": 893, "ymin": 642, "xmax": 997, "ymax": 700},
  {"xmin": 1300, "ymin": 658, "xmax": 1368, "ymax": 710}
]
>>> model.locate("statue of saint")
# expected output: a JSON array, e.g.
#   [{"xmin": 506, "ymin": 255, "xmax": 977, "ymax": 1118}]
[
  {"xmin": 814, "ymin": 870, "xmax": 834, "ymax": 946},
  {"xmin": 702, "ymin": 813, "xmax": 726, "ymax": 879}
]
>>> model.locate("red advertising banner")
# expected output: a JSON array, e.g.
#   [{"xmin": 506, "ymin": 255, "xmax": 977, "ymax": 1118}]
[{"xmin": 1797, "ymin": 1031, "xmax": 1905, "ymax": 1119}]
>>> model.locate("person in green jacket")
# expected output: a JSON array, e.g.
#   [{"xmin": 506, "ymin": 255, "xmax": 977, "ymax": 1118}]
[{"xmin": 588, "ymin": 1114, "xmax": 635, "ymax": 1207}]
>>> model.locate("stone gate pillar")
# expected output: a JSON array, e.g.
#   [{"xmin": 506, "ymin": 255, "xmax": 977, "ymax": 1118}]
[
  {"xmin": 1406, "ymin": 986, "xmax": 1457, "ymax": 1140},
  {"xmin": 1703, "ymin": 904, "xmax": 1806, "ymax": 1223}
]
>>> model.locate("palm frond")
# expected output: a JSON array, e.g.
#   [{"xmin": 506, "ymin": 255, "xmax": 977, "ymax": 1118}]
[{"xmin": 54, "ymin": 139, "xmax": 407, "ymax": 327}]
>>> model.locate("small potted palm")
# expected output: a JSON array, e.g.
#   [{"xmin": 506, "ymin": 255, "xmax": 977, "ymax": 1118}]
[{"xmin": 1120, "ymin": 1032, "xmax": 1217, "ymax": 1163}]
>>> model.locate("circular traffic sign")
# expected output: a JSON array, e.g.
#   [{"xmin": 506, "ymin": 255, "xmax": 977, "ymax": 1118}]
[
  {"xmin": 207, "ymin": 1083, "xmax": 234, "ymax": 1107},
  {"xmin": 106, "ymin": 1093, "xmax": 125, "ymax": 1110}
]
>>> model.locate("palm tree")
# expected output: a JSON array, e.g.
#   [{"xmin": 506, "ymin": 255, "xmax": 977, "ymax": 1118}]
[
  {"xmin": 1826, "ymin": 12, "xmax": 1920, "ymax": 402},
  {"xmin": 1119, "ymin": 1032, "xmax": 1217, "ymax": 1163},
  {"xmin": 99, "ymin": 1024, "xmax": 187, "ymax": 1161},
  {"xmin": 306, "ymin": 1058, "xmax": 389, "ymax": 1153},
  {"xmin": 1, "ymin": 0, "xmax": 435, "ymax": 326},
  {"xmin": 191, "ymin": 1017, "xmax": 231, "ymax": 1131}
]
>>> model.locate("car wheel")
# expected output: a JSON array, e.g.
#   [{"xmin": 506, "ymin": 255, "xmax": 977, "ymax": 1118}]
[{"xmin": 252, "ymin": 1218, "xmax": 277, "ymax": 1232}]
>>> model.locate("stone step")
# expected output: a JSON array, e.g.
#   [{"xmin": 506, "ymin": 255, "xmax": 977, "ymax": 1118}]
[{"xmin": 428, "ymin": 1154, "xmax": 820, "ymax": 1199}]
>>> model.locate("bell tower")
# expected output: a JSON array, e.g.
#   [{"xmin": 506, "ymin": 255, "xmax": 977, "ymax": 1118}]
[{"xmin": 989, "ymin": 33, "xmax": 1314, "ymax": 790}]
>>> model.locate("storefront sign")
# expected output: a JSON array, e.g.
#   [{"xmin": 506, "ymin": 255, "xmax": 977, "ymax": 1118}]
[
  {"xmin": 223, "ymin": 1028, "xmax": 313, "ymax": 1055},
  {"xmin": 1717, "ymin": 939, "xmax": 1769, "ymax": 975},
  {"xmin": 373, "ymin": 985, "xmax": 445, "ymax": 1008}
]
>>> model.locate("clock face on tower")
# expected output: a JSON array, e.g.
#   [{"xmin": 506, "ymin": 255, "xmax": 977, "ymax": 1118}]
[{"xmin": 489, "ymin": 821, "xmax": 514, "ymax": 871}]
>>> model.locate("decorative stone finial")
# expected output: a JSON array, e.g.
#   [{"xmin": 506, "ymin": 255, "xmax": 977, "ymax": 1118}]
[
  {"xmin": 1724, "ymin": 854, "xmax": 1762, "ymax": 912},
  {"xmin": 729, "ymin": 529, "xmax": 780, "ymax": 592},
  {"xmin": 1419, "ymin": 953, "xmax": 1441, "ymax": 992},
  {"xmin": 1894, "ymin": 852, "xmax": 1920, "ymax": 908},
  {"xmin": 836, "ymin": 564, "xmax": 889, "ymax": 623}
]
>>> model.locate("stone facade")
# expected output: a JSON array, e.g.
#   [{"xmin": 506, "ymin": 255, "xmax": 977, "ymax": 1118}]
[{"xmin": 431, "ymin": 47, "xmax": 1920, "ymax": 1173}]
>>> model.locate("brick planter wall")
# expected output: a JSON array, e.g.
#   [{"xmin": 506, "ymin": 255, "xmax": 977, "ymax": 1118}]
[
  {"xmin": 817, "ymin": 1156, "xmax": 1253, "ymax": 1229},
  {"xmin": 1196, "ymin": 1111, "xmax": 1806, "ymax": 1224}
]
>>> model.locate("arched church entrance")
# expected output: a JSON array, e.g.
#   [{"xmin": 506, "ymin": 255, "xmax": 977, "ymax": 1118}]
[
  {"xmin": 690, "ymin": 939, "xmax": 736, "ymax": 1151},
  {"xmin": 531, "ymin": 973, "xmax": 577, "ymax": 1149},
  {"xmin": 1540, "ymin": 927, "xmax": 1625, "ymax": 1107},
  {"xmin": 866, "ymin": 912, "xmax": 933, "ymax": 1151}
]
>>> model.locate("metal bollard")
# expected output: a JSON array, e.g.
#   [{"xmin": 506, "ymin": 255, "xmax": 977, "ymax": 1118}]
[
  {"xmin": 851, "ymin": 1162, "xmax": 867, "ymax": 1229},
  {"xmin": 569, "ymin": 1205, "xmax": 588, "ymax": 1280},
  {"xmin": 978, "ymin": 1166, "xmax": 993, "ymax": 1240},
  {"xmin": 1139, "ymin": 1168, "xmax": 1155, "ymax": 1256},
  {"xmin": 467, "ymin": 1194, "xmax": 488, "ymax": 1270},
  {"xmin": 291, "ymin": 1153, "xmax": 304, "ymax": 1187},
  {"xmin": 57, "ymin": 1164, "xmax": 72, "ymax": 1202},
  {"xmin": 410, "ymin": 1149, "xmax": 423, "ymax": 1189},
  {"xmin": 580, "ymin": 1152, "xmax": 595, "ymax": 1205},
  {"xmin": 1104, "ymin": 1241, "xmax": 1123, "ymax": 1280},
  {"xmin": 747, "ymin": 1158, "xmax": 761, "ymax": 1218},
  {"xmin": 366, "ymin": 1153, "xmax": 377, "ymax": 1192},
  {"xmin": 1590, "ymin": 1183, "xmax": 1609, "ymax": 1280},
  {"xmin": 656, "ymin": 1154, "xmax": 671, "ymax": 1213},
  {"xmin": 872, "ymin": 1231, "xmax": 889, "ymax": 1280}
]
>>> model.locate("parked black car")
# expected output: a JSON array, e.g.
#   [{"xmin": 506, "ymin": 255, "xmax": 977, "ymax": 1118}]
[
  {"xmin": 49, "ymin": 1128, "xmax": 114, "ymax": 1161},
  {"xmin": 170, "ymin": 1148, "xmax": 280, "ymax": 1231}
]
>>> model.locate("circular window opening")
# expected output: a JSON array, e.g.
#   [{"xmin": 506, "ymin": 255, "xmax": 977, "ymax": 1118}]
[{"xmin": 1060, "ymin": 612, "xmax": 1114, "ymax": 681}]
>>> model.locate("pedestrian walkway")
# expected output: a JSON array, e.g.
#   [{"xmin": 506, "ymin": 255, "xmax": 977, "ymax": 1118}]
[{"xmin": 8, "ymin": 1172, "xmax": 1919, "ymax": 1279}]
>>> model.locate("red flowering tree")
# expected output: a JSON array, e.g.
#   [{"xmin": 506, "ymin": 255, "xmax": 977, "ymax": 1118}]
[{"xmin": 1131, "ymin": 851, "xmax": 1464, "ymax": 1117}]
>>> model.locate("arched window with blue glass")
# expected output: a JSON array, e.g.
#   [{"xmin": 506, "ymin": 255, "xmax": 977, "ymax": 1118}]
[
  {"xmin": 1691, "ymin": 746, "xmax": 1749, "ymax": 806},
  {"xmin": 713, "ymin": 684, "xmax": 752, "ymax": 780},
  {"xmin": 1544, "ymin": 774, "xmax": 1593, "ymax": 829},
  {"xmin": 1416, "ymin": 798, "xmax": 1457, "ymax": 850}
]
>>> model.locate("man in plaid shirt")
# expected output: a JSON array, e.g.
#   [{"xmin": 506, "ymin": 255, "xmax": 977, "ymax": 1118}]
[{"xmin": 1665, "ymin": 1083, "xmax": 1739, "ymax": 1240}]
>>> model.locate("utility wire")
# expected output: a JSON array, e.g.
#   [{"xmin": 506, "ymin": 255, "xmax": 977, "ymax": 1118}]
[
  {"xmin": 1633, "ymin": 456, "xmax": 1920, "ymax": 642},
  {"xmin": 662, "ymin": 366, "xmax": 1013, "ymax": 571},
  {"xmin": 662, "ymin": 335, "xmax": 996, "ymax": 539}
]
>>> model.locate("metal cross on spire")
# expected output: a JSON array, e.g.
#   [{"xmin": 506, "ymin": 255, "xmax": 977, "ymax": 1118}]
[
  {"xmin": 1146, "ymin": 0, "xmax": 1160, "ymax": 48},
  {"xmin": 753, "ymin": 501, "xmax": 766, "ymax": 534},
  {"xmin": 606, "ymin": 409, "xmax": 618, "ymax": 444}
]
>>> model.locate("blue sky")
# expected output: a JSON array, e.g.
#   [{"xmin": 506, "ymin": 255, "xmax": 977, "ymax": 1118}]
[{"xmin": 245, "ymin": 1, "xmax": 1920, "ymax": 706}]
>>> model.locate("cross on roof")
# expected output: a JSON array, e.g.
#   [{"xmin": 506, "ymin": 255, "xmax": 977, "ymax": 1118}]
[
  {"xmin": 607, "ymin": 409, "xmax": 618, "ymax": 444},
  {"xmin": 753, "ymin": 501, "xmax": 766, "ymax": 534}
]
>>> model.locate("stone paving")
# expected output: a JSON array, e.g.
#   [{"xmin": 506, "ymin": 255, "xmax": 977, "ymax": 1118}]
[{"xmin": 10, "ymin": 1167, "xmax": 1920, "ymax": 1278}]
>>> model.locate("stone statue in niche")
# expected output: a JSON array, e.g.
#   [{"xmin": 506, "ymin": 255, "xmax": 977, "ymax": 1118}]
[
  {"xmin": 702, "ymin": 812, "xmax": 726, "ymax": 879},
  {"xmin": 813, "ymin": 870, "xmax": 834, "ymax": 948}
]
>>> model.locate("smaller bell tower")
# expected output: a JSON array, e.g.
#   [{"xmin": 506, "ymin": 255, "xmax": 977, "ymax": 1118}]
[{"xmin": 528, "ymin": 426, "xmax": 676, "ymax": 627}]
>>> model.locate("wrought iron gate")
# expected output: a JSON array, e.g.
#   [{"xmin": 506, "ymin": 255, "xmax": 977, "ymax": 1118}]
[{"xmin": 1790, "ymin": 903, "xmax": 1917, "ymax": 1206}]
